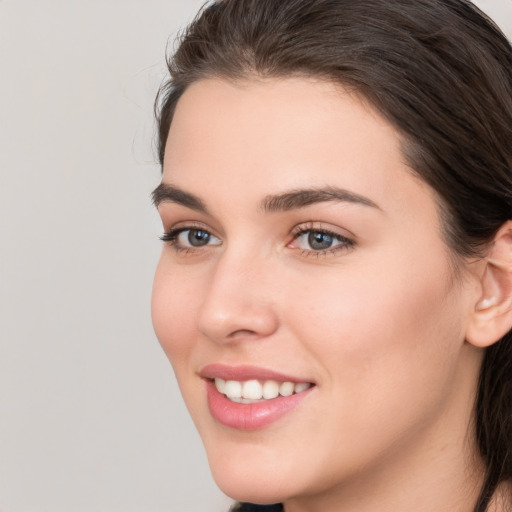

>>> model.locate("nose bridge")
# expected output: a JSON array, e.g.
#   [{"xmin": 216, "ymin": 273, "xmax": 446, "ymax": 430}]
[{"xmin": 197, "ymin": 245, "xmax": 279, "ymax": 343}]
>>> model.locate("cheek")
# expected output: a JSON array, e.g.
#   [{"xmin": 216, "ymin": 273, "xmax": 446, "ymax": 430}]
[
  {"xmin": 151, "ymin": 257, "xmax": 199, "ymax": 370},
  {"xmin": 271, "ymin": 258, "xmax": 467, "ymax": 485},
  {"xmin": 287, "ymin": 252, "xmax": 465, "ymax": 420}
]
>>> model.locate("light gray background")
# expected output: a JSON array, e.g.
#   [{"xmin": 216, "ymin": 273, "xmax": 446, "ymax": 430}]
[{"xmin": 0, "ymin": 1, "xmax": 510, "ymax": 511}]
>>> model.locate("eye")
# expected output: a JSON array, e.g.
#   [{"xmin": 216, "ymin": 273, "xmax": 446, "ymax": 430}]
[
  {"xmin": 161, "ymin": 227, "xmax": 222, "ymax": 251},
  {"xmin": 289, "ymin": 225, "xmax": 354, "ymax": 256},
  {"xmin": 178, "ymin": 229, "xmax": 214, "ymax": 247},
  {"xmin": 303, "ymin": 231, "xmax": 337, "ymax": 251}
]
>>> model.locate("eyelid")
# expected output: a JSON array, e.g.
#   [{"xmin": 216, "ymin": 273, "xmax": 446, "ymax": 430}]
[
  {"xmin": 160, "ymin": 221, "xmax": 222, "ymax": 252},
  {"xmin": 288, "ymin": 222, "xmax": 356, "ymax": 257},
  {"xmin": 159, "ymin": 220, "xmax": 355, "ymax": 258},
  {"xmin": 289, "ymin": 221, "xmax": 355, "ymax": 240},
  {"xmin": 161, "ymin": 219, "xmax": 218, "ymax": 237}
]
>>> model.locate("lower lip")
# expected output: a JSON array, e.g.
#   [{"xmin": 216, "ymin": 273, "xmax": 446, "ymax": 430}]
[{"xmin": 206, "ymin": 380, "xmax": 313, "ymax": 430}]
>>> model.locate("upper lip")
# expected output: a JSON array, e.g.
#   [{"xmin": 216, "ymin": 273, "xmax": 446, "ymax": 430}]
[{"xmin": 199, "ymin": 364, "xmax": 313, "ymax": 383}]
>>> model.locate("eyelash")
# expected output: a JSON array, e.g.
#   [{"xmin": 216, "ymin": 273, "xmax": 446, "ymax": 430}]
[
  {"xmin": 159, "ymin": 223, "xmax": 217, "ymax": 254},
  {"xmin": 289, "ymin": 223, "xmax": 355, "ymax": 258},
  {"xmin": 160, "ymin": 223, "xmax": 355, "ymax": 257}
]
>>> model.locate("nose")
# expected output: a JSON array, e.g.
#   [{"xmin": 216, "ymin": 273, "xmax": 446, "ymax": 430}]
[{"xmin": 197, "ymin": 251, "xmax": 279, "ymax": 344}]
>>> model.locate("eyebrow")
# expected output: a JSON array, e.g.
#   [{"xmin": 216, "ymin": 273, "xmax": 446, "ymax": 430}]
[
  {"xmin": 151, "ymin": 183, "xmax": 380, "ymax": 213},
  {"xmin": 261, "ymin": 186, "xmax": 380, "ymax": 212},
  {"xmin": 152, "ymin": 183, "xmax": 208, "ymax": 213}
]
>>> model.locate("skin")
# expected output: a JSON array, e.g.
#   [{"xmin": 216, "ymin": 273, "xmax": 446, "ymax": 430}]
[{"xmin": 152, "ymin": 77, "xmax": 495, "ymax": 512}]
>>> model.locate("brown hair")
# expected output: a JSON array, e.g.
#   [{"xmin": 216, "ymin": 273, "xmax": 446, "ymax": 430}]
[{"xmin": 155, "ymin": 1, "xmax": 512, "ymax": 510}]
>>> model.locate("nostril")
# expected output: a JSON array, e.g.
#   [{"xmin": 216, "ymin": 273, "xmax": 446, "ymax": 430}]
[{"xmin": 227, "ymin": 329, "xmax": 260, "ymax": 339}]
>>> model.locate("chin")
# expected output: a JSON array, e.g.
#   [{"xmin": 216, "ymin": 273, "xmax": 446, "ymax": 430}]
[
  {"xmin": 212, "ymin": 468, "xmax": 289, "ymax": 505},
  {"xmin": 204, "ymin": 441, "xmax": 298, "ymax": 505}
]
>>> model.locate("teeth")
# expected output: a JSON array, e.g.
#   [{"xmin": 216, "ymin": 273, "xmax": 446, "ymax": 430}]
[
  {"xmin": 279, "ymin": 381, "xmax": 294, "ymax": 397},
  {"xmin": 223, "ymin": 380, "xmax": 242, "ymax": 399},
  {"xmin": 294, "ymin": 382, "xmax": 310, "ymax": 393},
  {"xmin": 262, "ymin": 380, "xmax": 279, "ymax": 399},
  {"xmin": 214, "ymin": 378, "xmax": 226, "ymax": 394},
  {"xmin": 215, "ymin": 378, "xmax": 312, "ymax": 402},
  {"xmin": 242, "ymin": 380, "xmax": 263, "ymax": 400}
]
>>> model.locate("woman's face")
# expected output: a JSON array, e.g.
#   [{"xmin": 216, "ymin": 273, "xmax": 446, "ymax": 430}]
[{"xmin": 152, "ymin": 78, "xmax": 482, "ymax": 506}]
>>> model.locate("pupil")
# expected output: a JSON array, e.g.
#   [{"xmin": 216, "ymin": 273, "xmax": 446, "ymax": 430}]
[
  {"xmin": 188, "ymin": 230, "xmax": 210, "ymax": 247},
  {"xmin": 308, "ymin": 231, "xmax": 333, "ymax": 250}
]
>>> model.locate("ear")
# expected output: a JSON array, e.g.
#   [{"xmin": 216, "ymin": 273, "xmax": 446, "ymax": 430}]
[{"xmin": 466, "ymin": 221, "xmax": 512, "ymax": 348}]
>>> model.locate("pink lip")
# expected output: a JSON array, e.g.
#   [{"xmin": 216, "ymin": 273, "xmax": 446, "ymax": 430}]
[
  {"xmin": 200, "ymin": 364, "xmax": 315, "ymax": 430},
  {"xmin": 200, "ymin": 364, "xmax": 311, "ymax": 383}
]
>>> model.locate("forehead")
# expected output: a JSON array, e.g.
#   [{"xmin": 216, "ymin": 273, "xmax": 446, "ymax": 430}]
[
  {"xmin": 162, "ymin": 77, "xmax": 436, "ymax": 222},
  {"xmin": 166, "ymin": 77, "xmax": 391, "ymax": 157}
]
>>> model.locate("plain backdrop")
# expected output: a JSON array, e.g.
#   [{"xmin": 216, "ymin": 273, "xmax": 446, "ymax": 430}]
[{"xmin": 0, "ymin": 1, "xmax": 510, "ymax": 511}]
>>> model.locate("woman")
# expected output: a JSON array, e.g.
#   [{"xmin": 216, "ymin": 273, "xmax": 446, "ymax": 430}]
[{"xmin": 151, "ymin": 0, "xmax": 512, "ymax": 511}]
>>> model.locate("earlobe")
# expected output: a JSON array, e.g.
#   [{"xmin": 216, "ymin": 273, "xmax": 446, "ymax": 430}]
[{"xmin": 466, "ymin": 222, "xmax": 512, "ymax": 348}]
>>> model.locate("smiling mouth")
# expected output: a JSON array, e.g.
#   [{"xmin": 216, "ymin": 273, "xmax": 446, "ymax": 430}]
[
  {"xmin": 202, "ymin": 366, "xmax": 316, "ymax": 429},
  {"xmin": 214, "ymin": 378, "xmax": 313, "ymax": 403}
]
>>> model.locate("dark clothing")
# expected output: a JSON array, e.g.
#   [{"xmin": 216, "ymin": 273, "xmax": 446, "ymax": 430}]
[{"xmin": 232, "ymin": 504, "xmax": 283, "ymax": 512}]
